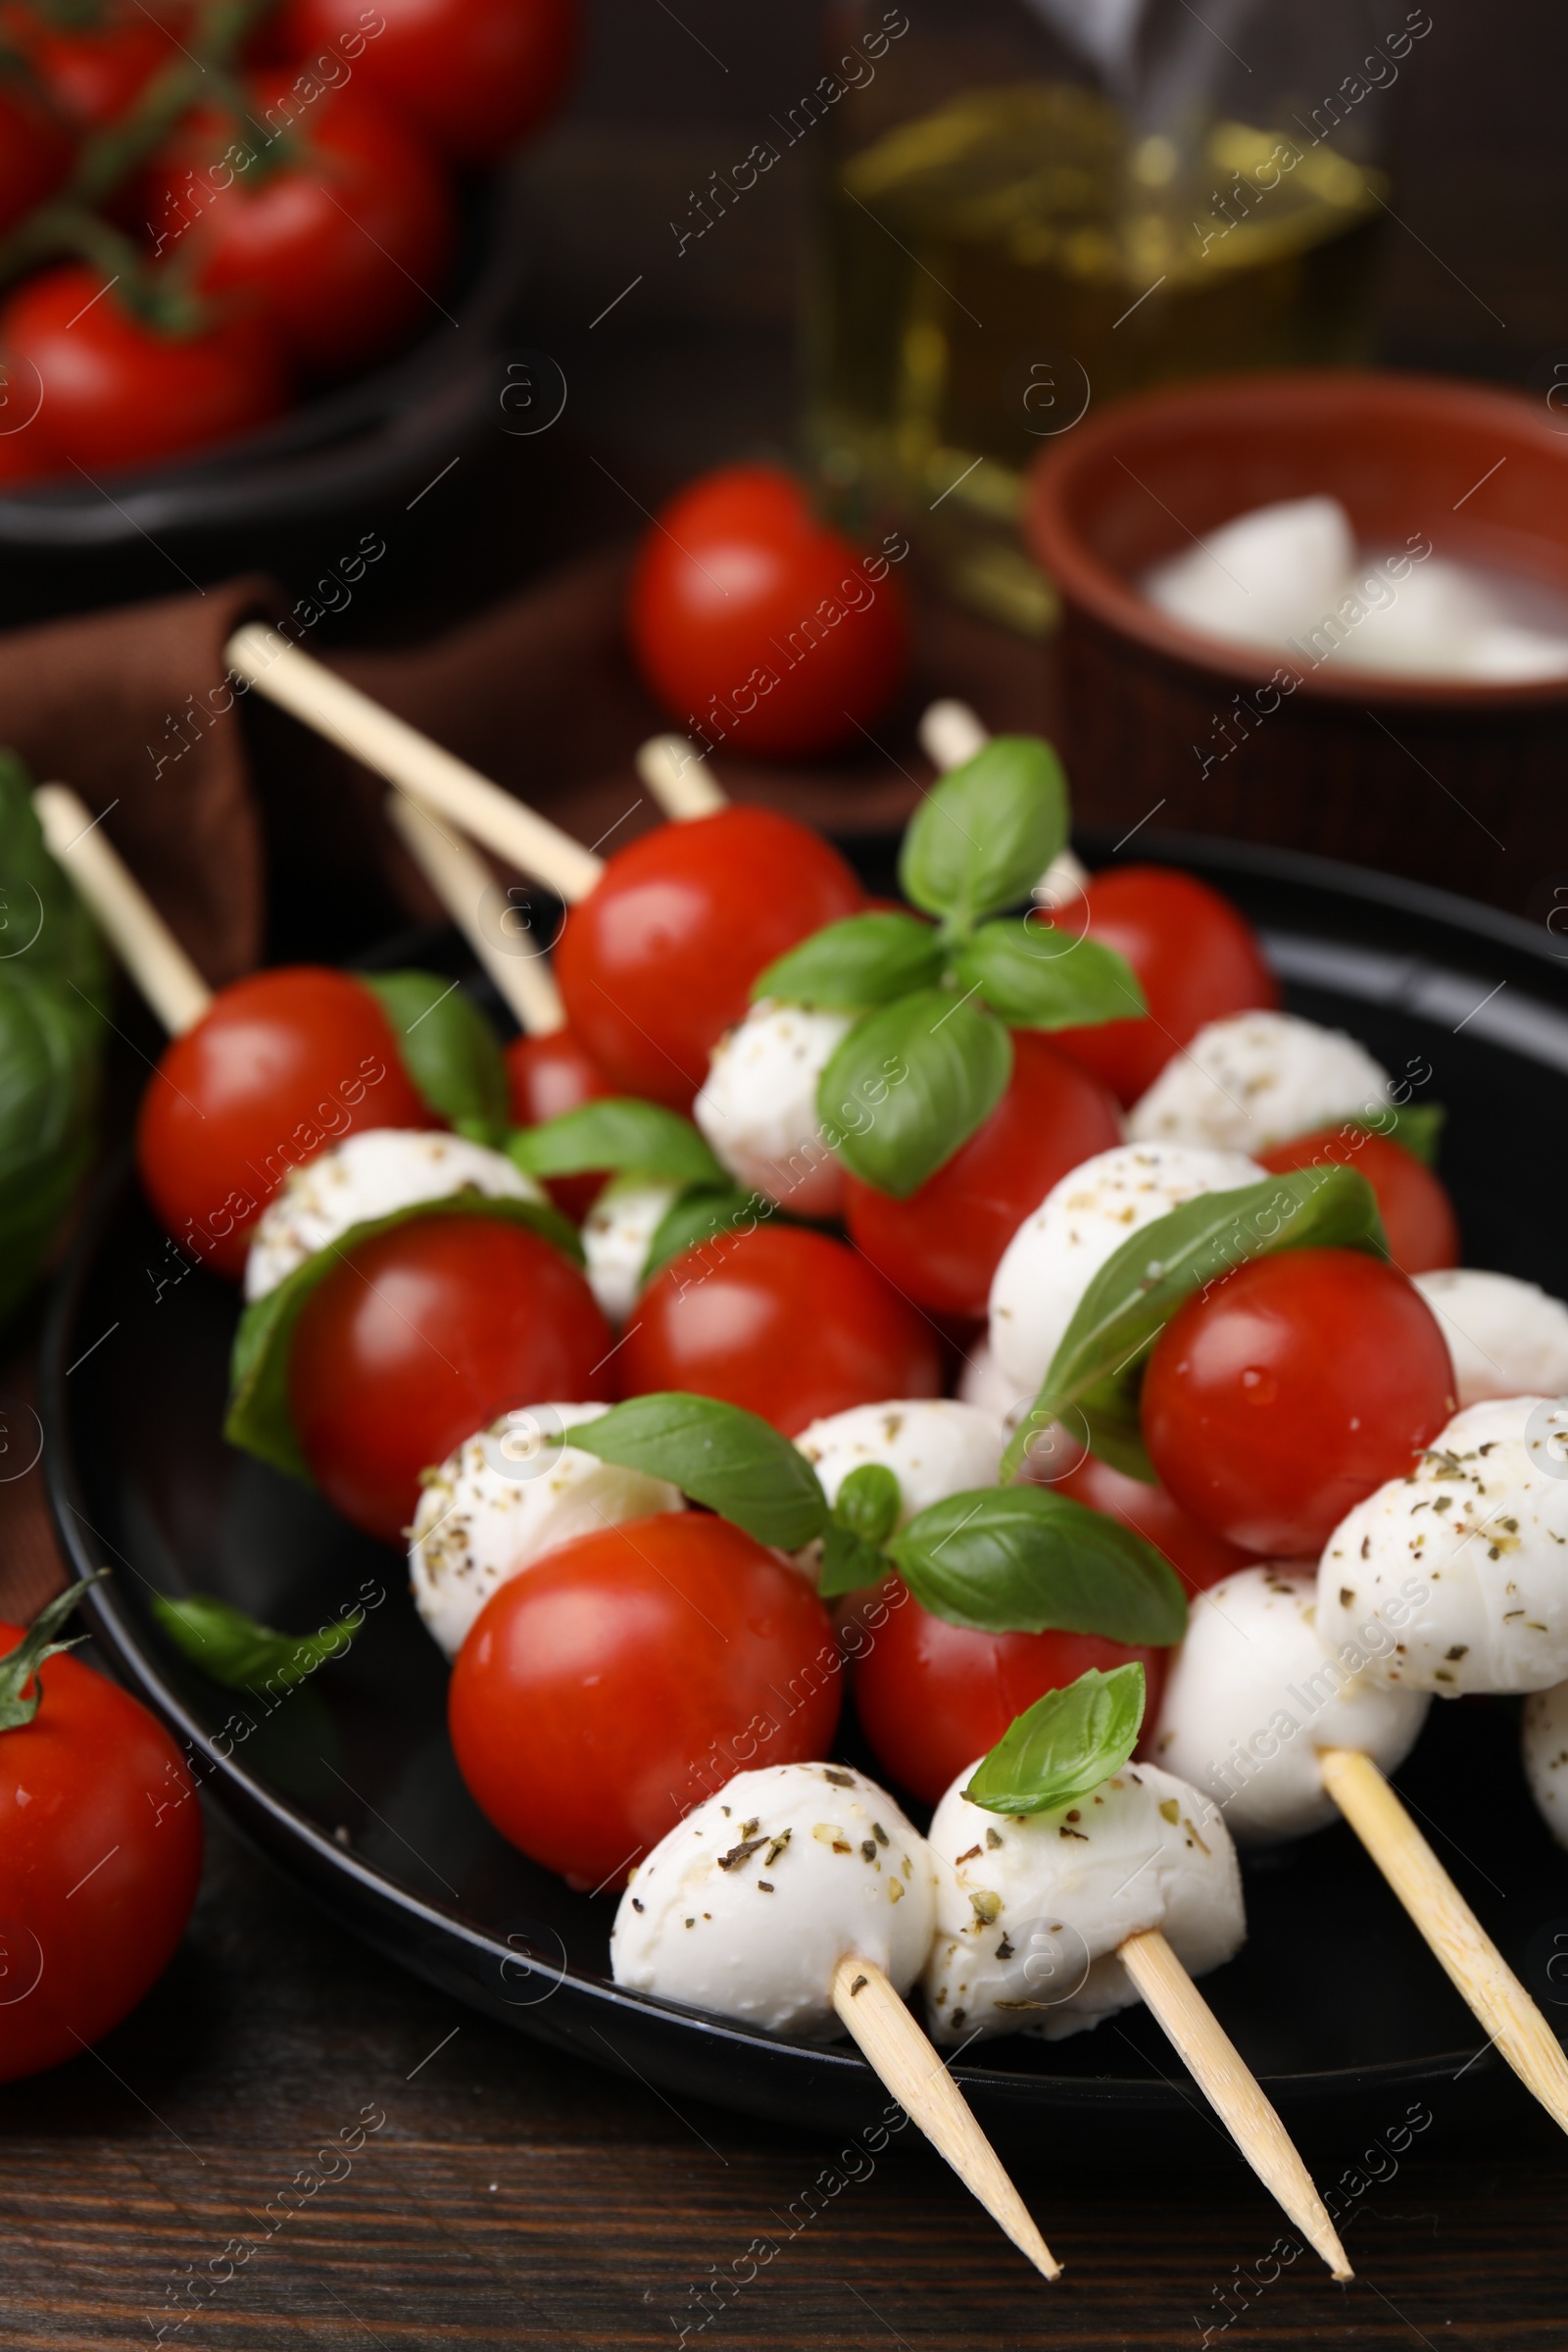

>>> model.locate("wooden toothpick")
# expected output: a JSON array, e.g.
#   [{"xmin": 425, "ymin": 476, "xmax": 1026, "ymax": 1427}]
[
  {"xmin": 33, "ymin": 784, "xmax": 212, "ymax": 1035},
  {"xmin": 918, "ymin": 698, "xmax": 989, "ymax": 772},
  {"xmin": 830, "ymin": 1953, "xmax": 1060, "ymax": 2282},
  {"xmin": 385, "ymin": 792, "xmax": 566, "ymax": 1039},
  {"xmin": 1118, "ymin": 1928, "xmax": 1351, "ymax": 2281},
  {"xmin": 636, "ymin": 733, "xmax": 727, "ymax": 819}
]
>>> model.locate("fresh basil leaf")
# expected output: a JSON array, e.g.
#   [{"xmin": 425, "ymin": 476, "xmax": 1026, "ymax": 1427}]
[
  {"xmin": 0, "ymin": 749, "xmax": 110, "ymax": 1007},
  {"xmin": 816, "ymin": 1462, "xmax": 903, "ymax": 1599},
  {"xmin": 1002, "ymin": 1165, "xmax": 1388, "ymax": 1482},
  {"xmin": 751, "ymin": 912, "xmax": 945, "ymax": 1010},
  {"xmin": 817, "ymin": 1523, "xmax": 890, "ymax": 1599},
  {"xmin": 953, "ymin": 919, "xmax": 1145, "ymax": 1030},
  {"xmin": 817, "ymin": 989, "xmax": 1011, "ymax": 1197},
  {"xmin": 0, "ymin": 969, "xmax": 102, "ymax": 1323},
  {"xmin": 510, "ymin": 1098, "xmax": 726, "ymax": 1189},
  {"xmin": 360, "ymin": 970, "xmax": 509, "ymax": 1137},
  {"xmin": 963, "ymin": 1664, "xmax": 1146, "ymax": 1817},
  {"xmin": 887, "ymin": 1488, "xmax": 1187, "ymax": 1642},
  {"xmin": 900, "ymin": 735, "xmax": 1067, "ymax": 931},
  {"xmin": 150, "ymin": 1592, "xmax": 361, "ymax": 1691},
  {"xmin": 563, "ymin": 1393, "xmax": 828, "ymax": 1551},
  {"xmin": 226, "ymin": 1192, "xmax": 582, "ymax": 1485},
  {"xmin": 1340, "ymin": 1099, "xmax": 1445, "ymax": 1166},
  {"xmin": 641, "ymin": 1185, "xmax": 777, "ymax": 1283}
]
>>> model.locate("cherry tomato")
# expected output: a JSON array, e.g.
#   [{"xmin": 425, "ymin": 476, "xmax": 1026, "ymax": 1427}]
[
  {"xmin": 449, "ymin": 1513, "xmax": 840, "ymax": 1886},
  {"xmin": 1051, "ymin": 865, "xmax": 1279, "ymax": 1106},
  {"xmin": 0, "ymin": 266, "xmax": 286, "ymax": 472},
  {"xmin": 279, "ymin": 0, "xmax": 577, "ymax": 165},
  {"xmin": 143, "ymin": 75, "xmax": 454, "ymax": 374},
  {"xmin": 0, "ymin": 81, "xmax": 72, "ymax": 235},
  {"xmin": 628, "ymin": 465, "xmax": 910, "ymax": 759},
  {"xmin": 620, "ymin": 1224, "xmax": 940, "ymax": 1435},
  {"xmin": 289, "ymin": 1211, "xmax": 612, "ymax": 1543},
  {"xmin": 850, "ymin": 1576, "xmax": 1166, "ymax": 1805},
  {"xmin": 1056, "ymin": 1453, "xmax": 1256, "ymax": 1595},
  {"xmin": 17, "ymin": 8, "xmax": 173, "ymax": 130},
  {"xmin": 1141, "ymin": 1248, "xmax": 1455, "ymax": 1558},
  {"xmin": 0, "ymin": 1609, "xmax": 202, "ymax": 2085},
  {"xmin": 555, "ymin": 806, "xmax": 863, "ymax": 1104},
  {"xmin": 136, "ymin": 966, "xmax": 436, "ymax": 1281},
  {"xmin": 505, "ymin": 1025, "xmax": 614, "ymax": 1222},
  {"xmin": 1256, "ymin": 1127, "xmax": 1459, "ymax": 1275},
  {"xmin": 843, "ymin": 1031, "xmax": 1122, "ymax": 1319}
]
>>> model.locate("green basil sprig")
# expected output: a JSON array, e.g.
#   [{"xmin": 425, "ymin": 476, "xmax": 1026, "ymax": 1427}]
[
  {"xmin": 563, "ymin": 1393, "xmax": 828, "ymax": 1551},
  {"xmin": 754, "ymin": 911, "xmax": 945, "ymax": 1010},
  {"xmin": 962, "ymin": 1663, "xmax": 1146, "ymax": 1817},
  {"xmin": 888, "ymin": 1489, "xmax": 1186, "ymax": 1642},
  {"xmin": 818, "ymin": 1463, "xmax": 903, "ymax": 1598},
  {"xmin": 1341, "ymin": 1099, "xmax": 1444, "ymax": 1166},
  {"xmin": 900, "ymin": 736, "xmax": 1069, "ymax": 932},
  {"xmin": 818, "ymin": 989, "xmax": 1012, "ymax": 1197},
  {"xmin": 508, "ymin": 1097, "xmax": 727, "ymax": 1190},
  {"xmin": 640, "ymin": 1184, "xmax": 784, "ymax": 1283},
  {"xmin": 151, "ymin": 1592, "xmax": 361, "ymax": 1691},
  {"xmin": 360, "ymin": 970, "xmax": 510, "ymax": 1141},
  {"xmin": 1002, "ymin": 1163, "xmax": 1388, "ymax": 1484}
]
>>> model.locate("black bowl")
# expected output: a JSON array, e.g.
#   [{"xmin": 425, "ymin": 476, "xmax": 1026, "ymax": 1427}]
[{"xmin": 38, "ymin": 834, "xmax": 1568, "ymax": 2165}]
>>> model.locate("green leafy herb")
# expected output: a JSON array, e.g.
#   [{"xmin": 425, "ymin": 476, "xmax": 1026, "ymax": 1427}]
[
  {"xmin": 899, "ymin": 736, "xmax": 1067, "ymax": 934},
  {"xmin": 0, "ymin": 1575, "xmax": 103, "ymax": 1732},
  {"xmin": 563, "ymin": 1393, "xmax": 828, "ymax": 1551},
  {"xmin": 0, "ymin": 752, "xmax": 110, "ymax": 1007},
  {"xmin": 816, "ymin": 1462, "xmax": 903, "ymax": 1599},
  {"xmin": 962, "ymin": 1663, "xmax": 1147, "ymax": 1817},
  {"xmin": 817, "ymin": 989, "xmax": 1012, "ymax": 1197},
  {"xmin": 150, "ymin": 1592, "xmax": 361, "ymax": 1691},
  {"xmin": 952, "ymin": 920, "xmax": 1144, "ymax": 1030},
  {"xmin": 509, "ymin": 1097, "xmax": 726, "ymax": 1189},
  {"xmin": 886, "ymin": 1488, "xmax": 1187, "ymax": 1641},
  {"xmin": 359, "ymin": 970, "xmax": 509, "ymax": 1140},
  {"xmin": 1002, "ymin": 1164, "xmax": 1388, "ymax": 1483},
  {"xmin": 226, "ymin": 1193, "xmax": 581, "ymax": 1484},
  {"xmin": 751, "ymin": 911, "xmax": 945, "ymax": 1010},
  {"xmin": 1340, "ymin": 1099, "xmax": 1445, "ymax": 1166}
]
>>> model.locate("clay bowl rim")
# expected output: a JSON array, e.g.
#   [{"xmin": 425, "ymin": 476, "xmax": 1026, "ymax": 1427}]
[{"xmin": 1025, "ymin": 367, "xmax": 1568, "ymax": 711}]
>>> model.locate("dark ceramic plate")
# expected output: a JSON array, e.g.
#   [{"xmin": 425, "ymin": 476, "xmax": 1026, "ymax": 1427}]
[{"xmin": 38, "ymin": 835, "xmax": 1568, "ymax": 2165}]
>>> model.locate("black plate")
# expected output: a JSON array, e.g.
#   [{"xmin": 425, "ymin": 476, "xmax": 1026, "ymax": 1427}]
[{"xmin": 38, "ymin": 834, "xmax": 1568, "ymax": 2165}]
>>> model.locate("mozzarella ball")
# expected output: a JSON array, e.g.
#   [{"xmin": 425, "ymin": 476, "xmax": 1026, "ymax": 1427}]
[
  {"xmin": 244, "ymin": 1128, "xmax": 542, "ymax": 1301},
  {"xmin": 1522, "ymin": 1682, "xmax": 1568, "ymax": 1846},
  {"xmin": 1413, "ymin": 1269, "xmax": 1568, "ymax": 1408},
  {"xmin": 1316, "ymin": 1396, "xmax": 1568, "ymax": 1694},
  {"xmin": 794, "ymin": 1399, "xmax": 1004, "ymax": 1528},
  {"xmin": 1143, "ymin": 495, "xmax": 1356, "ymax": 654},
  {"xmin": 612, "ymin": 1762, "xmax": 936, "ymax": 2040},
  {"xmin": 409, "ymin": 1401, "xmax": 684, "ymax": 1657},
  {"xmin": 957, "ymin": 1337, "xmax": 1032, "ymax": 1435},
  {"xmin": 988, "ymin": 1142, "xmax": 1265, "ymax": 1395},
  {"xmin": 694, "ymin": 1000, "xmax": 852, "ymax": 1218},
  {"xmin": 582, "ymin": 1177, "xmax": 679, "ymax": 1325},
  {"xmin": 1125, "ymin": 1011, "xmax": 1390, "ymax": 1154},
  {"xmin": 922, "ymin": 1759, "xmax": 1243, "ymax": 2043},
  {"xmin": 1152, "ymin": 1567, "xmax": 1429, "ymax": 1842}
]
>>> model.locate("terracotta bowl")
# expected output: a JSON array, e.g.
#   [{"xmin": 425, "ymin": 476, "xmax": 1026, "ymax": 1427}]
[{"xmin": 1025, "ymin": 369, "xmax": 1568, "ymax": 916}]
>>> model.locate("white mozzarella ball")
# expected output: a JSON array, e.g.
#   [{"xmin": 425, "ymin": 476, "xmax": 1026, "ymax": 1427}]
[
  {"xmin": 1332, "ymin": 559, "xmax": 1494, "ymax": 677},
  {"xmin": 243, "ymin": 1128, "xmax": 543, "ymax": 1301},
  {"xmin": 612, "ymin": 1762, "xmax": 936, "ymax": 2040},
  {"xmin": 693, "ymin": 1000, "xmax": 851, "ymax": 1218},
  {"xmin": 1522, "ymin": 1682, "xmax": 1568, "ymax": 1846},
  {"xmin": 957, "ymin": 1338, "xmax": 1032, "ymax": 1435},
  {"xmin": 794, "ymin": 1399, "xmax": 1004, "ymax": 1527},
  {"xmin": 1125, "ymin": 1011, "xmax": 1390, "ymax": 1155},
  {"xmin": 582, "ymin": 1176, "xmax": 679, "ymax": 1324},
  {"xmin": 1315, "ymin": 1397, "xmax": 1568, "ymax": 1695},
  {"xmin": 1413, "ymin": 1270, "xmax": 1568, "ymax": 1407},
  {"xmin": 1143, "ymin": 495, "xmax": 1355, "ymax": 654},
  {"xmin": 922, "ymin": 1759, "xmax": 1243, "ymax": 2043},
  {"xmin": 1463, "ymin": 624, "xmax": 1568, "ymax": 684},
  {"xmin": 409, "ymin": 1402, "xmax": 684, "ymax": 1657},
  {"xmin": 988, "ymin": 1142, "xmax": 1265, "ymax": 1395},
  {"xmin": 1152, "ymin": 1567, "xmax": 1429, "ymax": 1842}
]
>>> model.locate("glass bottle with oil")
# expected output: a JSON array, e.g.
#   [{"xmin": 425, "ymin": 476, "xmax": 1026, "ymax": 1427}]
[{"xmin": 805, "ymin": 0, "xmax": 1400, "ymax": 633}]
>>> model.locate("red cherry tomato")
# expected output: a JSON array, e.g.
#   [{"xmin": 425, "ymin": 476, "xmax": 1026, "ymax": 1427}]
[
  {"xmin": 0, "ymin": 266, "xmax": 286, "ymax": 472},
  {"xmin": 505, "ymin": 1025, "xmax": 614, "ymax": 1222},
  {"xmin": 1056, "ymin": 1453, "xmax": 1256, "ymax": 1595},
  {"xmin": 279, "ymin": 0, "xmax": 577, "ymax": 165},
  {"xmin": 0, "ymin": 1613, "xmax": 203, "ymax": 2085},
  {"xmin": 1141, "ymin": 1249, "xmax": 1455, "ymax": 1558},
  {"xmin": 136, "ymin": 966, "xmax": 436, "ymax": 1281},
  {"xmin": 621, "ymin": 1224, "xmax": 940, "ymax": 1435},
  {"xmin": 18, "ymin": 9, "xmax": 172, "ymax": 130},
  {"xmin": 289, "ymin": 1211, "xmax": 612, "ymax": 1543},
  {"xmin": 0, "ymin": 81, "xmax": 73, "ymax": 234},
  {"xmin": 844, "ymin": 1031, "xmax": 1122, "ymax": 1319},
  {"xmin": 850, "ymin": 1576, "xmax": 1166, "ymax": 1805},
  {"xmin": 449, "ymin": 1513, "xmax": 841, "ymax": 1886},
  {"xmin": 143, "ymin": 76, "xmax": 454, "ymax": 374},
  {"xmin": 555, "ymin": 806, "xmax": 863, "ymax": 1104},
  {"xmin": 1256, "ymin": 1127, "xmax": 1459, "ymax": 1275},
  {"xmin": 628, "ymin": 465, "xmax": 910, "ymax": 759},
  {"xmin": 1052, "ymin": 865, "xmax": 1279, "ymax": 1106}
]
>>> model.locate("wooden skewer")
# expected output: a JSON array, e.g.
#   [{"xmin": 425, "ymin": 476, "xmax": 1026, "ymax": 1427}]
[
  {"xmin": 32, "ymin": 784, "xmax": 213, "ymax": 1035},
  {"xmin": 1319, "ymin": 1745, "xmax": 1568, "ymax": 2138},
  {"xmin": 225, "ymin": 623, "xmax": 605, "ymax": 906},
  {"xmin": 1118, "ymin": 1929, "xmax": 1351, "ymax": 2280},
  {"xmin": 637, "ymin": 733, "xmax": 727, "ymax": 820},
  {"xmin": 916, "ymin": 699, "xmax": 1089, "ymax": 907},
  {"xmin": 831, "ymin": 1954, "xmax": 1060, "ymax": 2280},
  {"xmin": 385, "ymin": 792, "xmax": 566, "ymax": 1038}
]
